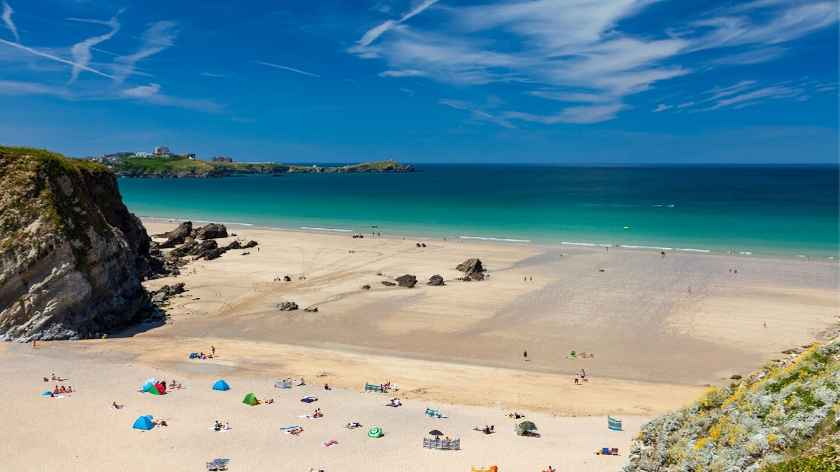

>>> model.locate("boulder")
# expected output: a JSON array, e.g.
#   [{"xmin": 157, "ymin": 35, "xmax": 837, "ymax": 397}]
[
  {"xmin": 277, "ymin": 301, "xmax": 299, "ymax": 311},
  {"xmin": 395, "ymin": 274, "xmax": 417, "ymax": 288},
  {"xmin": 456, "ymin": 258, "xmax": 485, "ymax": 275},
  {"xmin": 469, "ymin": 271, "xmax": 485, "ymax": 281},
  {"xmin": 191, "ymin": 223, "xmax": 228, "ymax": 240},
  {"xmin": 427, "ymin": 274, "xmax": 445, "ymax": 286},
  {"xmin": 150, "ymin": 282, "xmax": 186, "ymax": 305},
  {"xmin": 361, "ymin": 284, "xmax": 371, "ymax": 290},
  {"xmin": 0, "ymin": 147, "xmax": 155, "ymax": 341},
  {"xmin": 156, "ymin": 221, "xmax": 193, "ymax": 248},
  {"xmin": 242, "ymin": 240, "xmax": 258, "ymax": 249}
]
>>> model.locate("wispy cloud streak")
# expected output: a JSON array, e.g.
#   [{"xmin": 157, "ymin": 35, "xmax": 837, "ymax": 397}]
[
  {"xmin": 356, "ymin": 0, "xmax": 439, "ymax": 48},
  {"xmin": 0, "ymin": 37, "xmax": 114, "ymax": 78},
  {"xmin": 113, "ymin": 21, "xmax": 178, "ymax": 83},
  {"xmin": 255, "ymin": 60, "xmax": 320, "ymax": 78},
  {"xmin": 67, "ymin": 12, "xmax": 122, "ymax": 83},
  {"xmin": 1, "ymin": 1, "xmax": 18, "ymax": 42}
]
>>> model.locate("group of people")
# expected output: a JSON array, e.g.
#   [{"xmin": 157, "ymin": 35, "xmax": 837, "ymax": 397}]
[
  {"xmin": 213, "ymin": 420, "xmax": 231, "ymax": 432},
  {"xmin": 51, "ymin": 385, "xmax": 74, "ymax": 395}
]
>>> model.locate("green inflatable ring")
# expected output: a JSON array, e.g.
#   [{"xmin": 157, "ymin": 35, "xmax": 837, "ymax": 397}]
[{"xmin": 368, "ymin": 426, "xmax": 383, "ymax": 438}]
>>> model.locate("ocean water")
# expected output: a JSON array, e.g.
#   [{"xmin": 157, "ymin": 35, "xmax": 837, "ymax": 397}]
[{"xmin": 118, "ymin": 165, "xmax": 839, "ymax": 258}]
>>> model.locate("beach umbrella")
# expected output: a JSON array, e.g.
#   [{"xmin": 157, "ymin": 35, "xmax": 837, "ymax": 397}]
[
  {"xmin": 428, "ymin": 430, "xmax": 444, "ymax": 437},
  {"xmin": 132, "ymin": 415, "xmax": 155, "ymax": 431},
  {"xmin": 368, "ymin": 426, "xmax": 383, "ymax": 438},
  {"xmin": 516, "ymin": 421, "xmax": 538, "ymax": 436},
  {"xmin": 212, "ymin": 379, "xmax": 230, "ymax": 391}
]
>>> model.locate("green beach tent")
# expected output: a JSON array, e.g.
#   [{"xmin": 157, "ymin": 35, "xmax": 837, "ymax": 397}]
[
  {"xmin": 242, "ymin": 392, "xmax": 259, "ymax": 406},
  {"xmin": 368, "ymin": 426, "xmax": 383, "ymax": 438}
]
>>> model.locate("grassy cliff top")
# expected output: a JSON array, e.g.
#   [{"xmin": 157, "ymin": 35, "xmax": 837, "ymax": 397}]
[{"xmin": 625, "ymin": 341, "xmax": 839, "ymax": 471}]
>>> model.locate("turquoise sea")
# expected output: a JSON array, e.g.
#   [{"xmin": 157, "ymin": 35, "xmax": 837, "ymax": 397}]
[{"xmin": 118, "ymin": 165, "xmax": 839, "ymax": 258}]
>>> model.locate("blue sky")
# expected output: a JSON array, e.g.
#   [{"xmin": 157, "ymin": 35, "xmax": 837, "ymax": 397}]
[{"xmin": 0, "ymin": 0, "xmax": 837, "ymax": 163}]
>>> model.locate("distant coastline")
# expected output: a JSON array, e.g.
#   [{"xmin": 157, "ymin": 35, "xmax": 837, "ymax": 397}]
[{"xmin": 90, "ymin": 154, "xmax": 414, "ymax": 178}]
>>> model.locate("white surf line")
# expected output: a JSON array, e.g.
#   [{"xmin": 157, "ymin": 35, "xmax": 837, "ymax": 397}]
[
  {"xmin": 560, "ymin": 241, "xmax": 610, "ymax": 247},
  {"xmin": 459, "ymin": 235, "xmax": 531, "ymax": 243},
  {"xmin": 300, "ymin": 226, "xmax": 354, "ymax": 233}
]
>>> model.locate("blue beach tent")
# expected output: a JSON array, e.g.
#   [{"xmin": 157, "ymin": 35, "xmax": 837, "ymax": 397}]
[
  {"xmin": 133, "ymin": 415, "xmax": 155, "ymax": 431},
  {"xmin": 212, "ymin": 379, "xmax": 230, "ymax": 391}
]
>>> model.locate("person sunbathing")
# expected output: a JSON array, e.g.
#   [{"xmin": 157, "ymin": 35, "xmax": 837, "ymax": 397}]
[
  {"xmin": 313, "ymin": 409, "xmax": 323, "ymax": 418},
  {"xmin": 346, "ymin": 422, "xmax": 362, "ymax": 429},
  {"xmin": 112, "ymin": 401, "xmax": 123, "ymax": 409},
  {"xmin": 323, "ymin": 383, "xmax": 331, "ymax": 391},
  {"xmin": 66, "ymin": 386, "xmax": 73, "ymax": 393},
  {"xmin": 214, "ymin": 421, "xmax": 222, "ymax": 431},
  {"xmin": 298, "ymin": 378, "xmax": 306, "ymax": 386},
  {"xmin": 59, "ymin": 386, "xmax": 67, "ymax": 394}
]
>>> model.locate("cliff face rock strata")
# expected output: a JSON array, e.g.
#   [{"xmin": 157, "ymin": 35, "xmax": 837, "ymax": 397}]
[{"xmin": 0, "ymin": 147, "xmax": 153, "ymax": 341}]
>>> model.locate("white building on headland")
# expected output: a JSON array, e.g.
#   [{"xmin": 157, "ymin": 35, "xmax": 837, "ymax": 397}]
[
  {"xmin": 134, "ymin": 152, "xmax": 153, "ymax": 158},
  {"xmin": 153, "ymin": 146, "xmax": 171, "ymax": 156}
]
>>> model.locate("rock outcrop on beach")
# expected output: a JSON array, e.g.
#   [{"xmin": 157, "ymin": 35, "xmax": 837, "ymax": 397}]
[
  {"xmin": 395, "ymin": 274, "xmax": 418, "ymax": 288},
  {"xmin": 456, "ymin": 258, "xmax": 486, "ymax": 281},
  {"xmin": 0, "ymin": 147, "xmax": 155, "ymax": 341},
  {"xmin": 155, "ymin": 221, "xmax": 193, "ymax": 248},
  {"xmin": 623, "ymin": 341, "xmax": 839, "ymax": 472},
  {"xmin": 427, "ymin": 274, "xmax": 445, "ymax": 286},
  {"xmin": 277, "ymin": 301, "xmax": 299, "ymax": 311},
  {"xmin": 150, "ymin": 283, "xmax": 186, "ymax": 305},
  {"xmin": 192, "ymin": 223, "xmax": 228, "ymax": 240}
]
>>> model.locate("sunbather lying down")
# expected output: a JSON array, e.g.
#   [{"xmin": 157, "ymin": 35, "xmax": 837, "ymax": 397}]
[
  {"xmin": 386, "ymin": 398, "xmax": 402, "ymax": 407},
  {"xmin": 473, "ymin": 425, "xmax": 496, "ymax": 434},
  {"xmin": 346, "ymin": 422, "xmax": 362, "ymax": 429}
]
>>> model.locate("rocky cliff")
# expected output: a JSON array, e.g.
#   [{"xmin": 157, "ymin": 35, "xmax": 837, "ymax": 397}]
[{"xmin": 0, "ymin": 146, "xmax": 153, "ymax": 341}]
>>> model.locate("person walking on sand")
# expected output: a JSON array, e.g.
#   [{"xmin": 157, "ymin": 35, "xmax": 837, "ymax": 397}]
[
  {"xmin": 523, "ymin": 350, "xmax": 528, "ymax": 360},
  {"xmin": 211, "ymin": 345, "xmax": 216, "ymax": 357}
]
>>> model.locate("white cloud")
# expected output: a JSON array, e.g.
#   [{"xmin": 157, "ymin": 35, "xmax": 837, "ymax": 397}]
[
  {"xmin": 349, "ymin": 0, "xmax": 838, "ymax": 125},
  {"xmin": 439, "ymin": 98, "xmax": 515, "ymax": 128},
  {"xmin": 1, "ymin": 1, "xmax": 18, "ymax": 43},
  {"xmin": 67, "ymin": 12, "xmax": 121, "ymax": 83},
  {"xmin": 113, "ymin": 21, "xmax": 178, "ymax": 83},
  {"xmin": 255, "ymin": 60, "xmax": 320, "ymax": 78},
  {"xmin": 704, "ymin": 85, "xmax": 803, "ymax": 110},
  {"xmin": 379, "ymin": 69, "xmax": 426, "ymax": 78},
  {"xmin": 653, "ymin": 104, "xmax": 672, "ymax": 112},
  {"xmin": 0, "ymin": 79, "xmax": 68, "ymax": 97},
  {"xmin": 120, "ymin": 82, "xmax": 222, "ymax": 112}
]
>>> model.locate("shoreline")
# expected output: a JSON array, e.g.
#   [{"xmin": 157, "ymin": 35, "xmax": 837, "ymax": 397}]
[{"xmin": 139, "ymin": 215, "xmax": 840, "ymax": 262}]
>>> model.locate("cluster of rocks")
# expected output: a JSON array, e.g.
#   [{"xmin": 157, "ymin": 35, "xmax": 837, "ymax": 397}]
[
  {"xmin": 369, "ymin": 259, "xmax": 486, "ymax": 291},
  {"xmin": 150, "ymin": 221, "xmax": 258, "ymax": 267}
]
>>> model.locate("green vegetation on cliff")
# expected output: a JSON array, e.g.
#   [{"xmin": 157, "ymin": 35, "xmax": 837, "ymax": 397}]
[
  {"xmin": 105, "ymin": 155, "xmax": 413, "ymax": 178},
  {"xmin": 624, "ymin": 341, "xmax": 840, "ymax": 471}
]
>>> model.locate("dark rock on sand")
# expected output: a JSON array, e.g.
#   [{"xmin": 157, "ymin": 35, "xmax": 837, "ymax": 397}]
[
  {"xmin": 427, "ymin": 274, "xmax": 445, "ymax": 286},
  {"xmin": 304, "ymin": 306, "xmax": 319, "ymax": 313},
  {"xmin": 277, "ymin": 301, "xmax": 299, "ymax": 311},
  {"xmin": 381, "ymin": 281, "xmax": 396, "ymax": 287},
  {"xmin": 395, "ymin": 274, "xmax": 417, "ymax": 288},
  {"xmin": 156, "ymin": 221, "xmax": 193, "ymax": 248},
  {"xmin": 456, "ymin": 258, "xmax": 487, "ymax": 280},
  {"xmin": 150, "ymin": 282, "xmax": 186, "ymax": 305},
  {"xmin": 284, "ymin": 275, "xmax": 292, "ymax": 282},
  {"xmin": 361, "ymin": 284, "xmax": 371, "ymax": 290},
  {"xmin": 192, "ymin": 223, "xmax": 228, "ymax": 240}
]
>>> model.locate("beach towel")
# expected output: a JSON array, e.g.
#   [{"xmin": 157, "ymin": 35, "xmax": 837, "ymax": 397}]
[
  {"xmin": 300, "ymin": 396, "xmax": 318, "ymax": 403},
  {"xmin": 274, "ymin": 380, "xmax": 293, "ymax": 389},
  {"xmin": 41, "ymin": 390, "xmax": 53, "ymax": 397},
  {"xmin": 608, "ymin": 416, "xmax": 623, "ymax": 431},
  {"xmin": 322, "ymin": 439, "xmax": 338, "ymax": 447}
]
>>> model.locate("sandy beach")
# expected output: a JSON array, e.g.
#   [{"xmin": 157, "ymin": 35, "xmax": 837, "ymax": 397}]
[{"xmin": 3, "ymin": 219, "xmax": 837, "ymax": 471}]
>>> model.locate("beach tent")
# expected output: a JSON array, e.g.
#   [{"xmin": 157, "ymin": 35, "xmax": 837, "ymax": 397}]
[
  {"xmin": 212, "ymin": 379, "xmax": 230, "ymax": 391},
  {"xmin": 133, "ymin": 415, "xmax": 155, "ymax": 431},
  {"xmin": 608, "ymin": 416, "xmax": 623, "ymax": 431},
  {"xmin": 515, "ymin": 420, "xmax": 538, "ymax": 436},
  {"xmin": 368, "ymin": 426, "xmax": 384, "ymax": 438},
  {"xmin": 143, "ymin": 383, "xmax": 161, "ymax": 395},
  {"xmin": 242, "ymin": 392, "xmax": 259, "ymax": 406}
]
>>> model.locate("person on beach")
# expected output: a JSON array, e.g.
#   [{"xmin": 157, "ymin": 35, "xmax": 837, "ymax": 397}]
[
  {"xmin": 211, "ymin": 345, "xmax": 215, "ymax": 356},
  {"xmin": 523, "ymin": 350, "xmax": 528, "ymax": 360}
]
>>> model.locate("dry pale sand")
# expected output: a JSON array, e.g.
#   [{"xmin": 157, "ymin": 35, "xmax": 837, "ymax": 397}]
[
  {"xmin": 1, "ymin": 343, "xmax": 643, "ymax": 472},
  {"xmin": 3, "ymin": 219, "xmax": 837, "ymax": 471}
]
